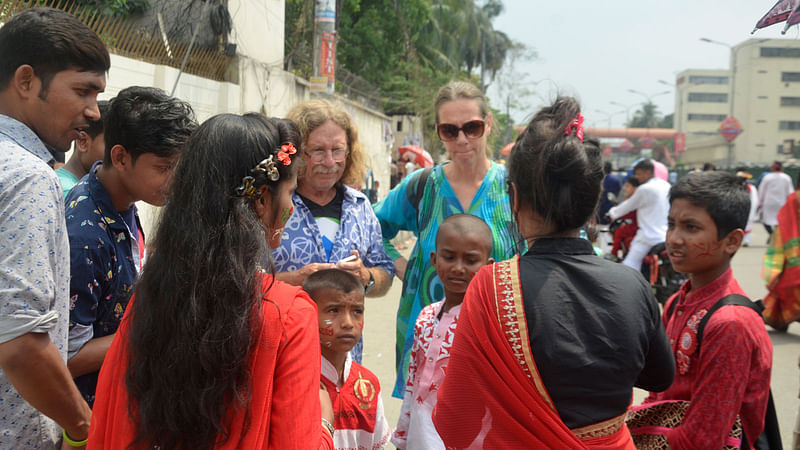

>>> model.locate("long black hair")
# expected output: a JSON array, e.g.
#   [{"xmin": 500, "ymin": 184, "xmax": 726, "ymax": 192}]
[
  {"xmin": 508, "ymin": 96, "xmax": 604, "ymax": 234},
  {"xmin": 125, "ymin": 113, "xmax": 300, "ymax": 449}
]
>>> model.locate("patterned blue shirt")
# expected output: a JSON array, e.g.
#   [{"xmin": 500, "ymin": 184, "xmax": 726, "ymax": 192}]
[
  {"xmin": 273, "ymin": 185, "xmax": 395, "ymax": 277},
  {"xmin": 65, "ymin": 162, "xmax": 142, "ymax": 407},
  {"xmin": 0, "ymin": 114, "xmax": 69, "ymax": 448}
]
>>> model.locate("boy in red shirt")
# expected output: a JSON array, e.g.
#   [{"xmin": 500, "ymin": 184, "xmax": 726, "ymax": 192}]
[
  {"xmin": 644, "ymin": 171, "xmax": 772, "ymax": 449},
  {"xmin": 304, "ymin": 269, "xmax": 391, "ymax": 450}
]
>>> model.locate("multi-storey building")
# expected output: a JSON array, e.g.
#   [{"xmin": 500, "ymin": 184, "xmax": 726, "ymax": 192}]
[{"xmin": 674, "ymin": 38, "xmax": 800, "ymax": 167}]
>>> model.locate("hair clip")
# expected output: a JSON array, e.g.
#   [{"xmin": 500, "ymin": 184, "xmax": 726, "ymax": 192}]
[
  {"xmin": 252, "ymin": 155, "xmax": 280, "ymax": 181},
  {"xmin": 234, "ymin": 155, "xmax": 280, "ymax": 197},
  {"xmin": 277, "ymin": 142, "xmax": 297, "ymax": 166},
  {"xmin": 563, "ymin": 113, "xmax": 585, "ymax": 142}
]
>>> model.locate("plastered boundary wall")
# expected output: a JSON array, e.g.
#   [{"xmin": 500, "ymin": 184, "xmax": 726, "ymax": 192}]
[{"xmin": 76, "ymin": 54, "xmax": 391, "ymax": 238}]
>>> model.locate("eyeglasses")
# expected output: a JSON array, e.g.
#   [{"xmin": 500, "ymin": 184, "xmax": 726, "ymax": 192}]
[
  {"xmin": 305, "ymin": 148, "xmax": 349, "ymax": 162},
  {"xmin": 436, "ymin": 119, "xmax": 486, "ymax": 141}
]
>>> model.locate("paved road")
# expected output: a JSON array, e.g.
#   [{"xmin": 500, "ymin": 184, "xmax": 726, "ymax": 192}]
[{"xmin": 362, "ymin": 225, "xmax": 798, "ymax": 448}]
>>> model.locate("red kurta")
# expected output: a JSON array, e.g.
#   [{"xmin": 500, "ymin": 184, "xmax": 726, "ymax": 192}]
[
  {"xmin": 433, "ymin": 257, "xmax": 634, "ymax": 449},
  {"xmin": 88, "ymin": 276, "xmax": 334, "ymax": 450},
  {"xmin": 644, "ymin": 268, "xmax": 772, "ymax": 449}
]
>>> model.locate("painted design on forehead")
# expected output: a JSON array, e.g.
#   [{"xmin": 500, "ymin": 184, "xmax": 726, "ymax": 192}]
[{"xmin": 281, "ymin": 206, "xmax": 293, "ymax": 224}]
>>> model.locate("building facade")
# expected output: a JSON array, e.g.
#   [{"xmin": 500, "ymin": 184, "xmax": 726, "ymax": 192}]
[{"xmin": 674, "ymin": 38, "xmax": 800, "ymax": 167}]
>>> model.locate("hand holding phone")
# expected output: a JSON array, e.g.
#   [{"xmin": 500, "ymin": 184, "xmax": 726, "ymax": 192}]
[{"xmin": 336, "ymin": 254, "xmax": 357, "ymax": 266}]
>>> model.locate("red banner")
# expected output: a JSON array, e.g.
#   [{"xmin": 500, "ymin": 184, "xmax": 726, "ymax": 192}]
[
  {"xmin": 674, "ymin": 132, "xmax": 686, "ymax": 154},
  {"xmin": 320, "ymin": 32, "xmax": 336, "ymax": 82}
]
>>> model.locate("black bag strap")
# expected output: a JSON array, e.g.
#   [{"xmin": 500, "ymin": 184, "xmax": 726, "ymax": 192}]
[
  {"xmin": 695, "ymin": 294, "xmax": 763, "ymax": 350},
  {"xmin": 404, "ymin": 168, "xmax": 432, "ymax": 231}
]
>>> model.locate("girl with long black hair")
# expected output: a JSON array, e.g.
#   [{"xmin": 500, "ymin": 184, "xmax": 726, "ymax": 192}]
[{"xmin": 88, "ymin": 113, "xmax": 334, "ymax": 450}]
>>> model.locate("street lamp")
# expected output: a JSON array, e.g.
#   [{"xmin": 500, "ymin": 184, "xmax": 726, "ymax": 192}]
[
  {"xmin": 594, "ymin": 109, "xmax": 626, "ymax": 128},
  {"xmin": 699, "ymin": 37, "xmax": 737, "ymax": 167},
  {"xmin": 610, "ymin": 101, "xmax": 638, "ymax": 126},
  {"xmin": 627, "ymin": 89, "xmax": 671, "ymax": 104}
]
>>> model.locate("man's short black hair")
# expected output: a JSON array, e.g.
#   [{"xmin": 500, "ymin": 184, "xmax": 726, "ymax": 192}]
[
  {"xmin": 633, "ymin": 158, "xmax": 654, "ymax": 173},
  {"xmin": 669, "ymin": 171, "xmax": 749, "ymax": 239},
  {"xmin": 85, "ymin": 100, "xmax": 109, "ymax": 139},
  {"xmin": 0, "ymin": 8, "xmax": 110, "ymax": 91},
  {"xmin": 103, "ymin": 86, "xmax": 197, "ymax": 164},
  {"xmin": 302, "ymin": 269, "xmax": 364, "ymax": 301}
]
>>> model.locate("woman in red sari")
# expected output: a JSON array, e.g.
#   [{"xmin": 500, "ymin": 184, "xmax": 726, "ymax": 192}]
[
  {"xmin": 433, "ymin": 97, "xmax": 675, "ymax": 449},
  {"xmin": 88, "ymin": 114, "xmax": 334, "ymax": 449}
]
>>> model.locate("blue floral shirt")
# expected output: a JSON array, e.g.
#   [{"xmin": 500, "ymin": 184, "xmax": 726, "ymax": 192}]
[
  {"xmin": 0, "ymin": 114, "xmax": 69, "ymax": 448},
  {"xmin": 273, "ymin": 185, "xmax": 394, "ymax": 276},
  {"xmin": 65, "ymin": 162, "xmax": 143, "ymax": 406}
]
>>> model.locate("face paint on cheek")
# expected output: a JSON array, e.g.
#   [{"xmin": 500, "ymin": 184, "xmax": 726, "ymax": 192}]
[
  {"xmin": 319, "ymin": 324, "xmax": 335, "ymax": 336},
  {"xmin": 281, "ymin": 206, "xmax": 293, "ymax": 224},
  {"xmin": 357, "ymin": 321, "xmax": 364, "ymax": 329}
]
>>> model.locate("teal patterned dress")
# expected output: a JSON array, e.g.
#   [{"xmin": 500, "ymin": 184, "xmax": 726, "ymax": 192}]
[{"xmin": 373, "ymin": 162, "xmax": 520, "ymax": 397}]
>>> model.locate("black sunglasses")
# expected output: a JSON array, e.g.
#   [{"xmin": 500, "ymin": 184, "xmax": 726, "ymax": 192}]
[{"xmin": 436, "ymin": 119, "xmax": 486, "ymax": 141}]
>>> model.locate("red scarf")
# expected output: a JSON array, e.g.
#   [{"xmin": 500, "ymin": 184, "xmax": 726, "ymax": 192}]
[
  {"xmin": 433, "ymin": 256, "xmax": 633, "ymax": 449},
  {"xmin": 763, "ymin": 191, "xmax": 800, "ymax": 328}
]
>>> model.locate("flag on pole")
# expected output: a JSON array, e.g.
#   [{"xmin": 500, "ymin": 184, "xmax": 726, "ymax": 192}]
[
  {"xmin": 783, "ymin": 1, "xmax": 800, "ymax": 33},
  {"xmin": 752, "ymin": 0, "xmax": 798, "ymax": 33}
]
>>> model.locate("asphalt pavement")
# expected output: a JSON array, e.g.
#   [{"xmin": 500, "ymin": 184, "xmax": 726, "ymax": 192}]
[{"xmin": 362, "ymin": 225, "xmax": 799, "ymax": 448}]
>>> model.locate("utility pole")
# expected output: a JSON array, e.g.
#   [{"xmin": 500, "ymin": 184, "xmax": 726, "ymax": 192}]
[{"xmin": 313, "ymin": 0, "xmax": 336, "ymax": 94}]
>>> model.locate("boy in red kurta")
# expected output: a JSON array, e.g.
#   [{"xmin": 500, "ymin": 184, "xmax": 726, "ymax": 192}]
[
  {"xmin": 644, "ymin": 171, "xmax": 772, "ymax": 449},
  {"xmin": 304, "ymin": 269, "xmax": 391, "ymax": 450}
]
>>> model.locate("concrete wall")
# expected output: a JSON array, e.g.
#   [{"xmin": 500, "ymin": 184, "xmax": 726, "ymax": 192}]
[{"xmin": 68, "ymin": 1, "xmax": 391, "ymax": 236}]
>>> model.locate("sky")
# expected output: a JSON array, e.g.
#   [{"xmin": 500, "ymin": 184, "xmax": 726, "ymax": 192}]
[{"xmin": 487, "ymin": 0, "xmax": 800, "ymax": 129}]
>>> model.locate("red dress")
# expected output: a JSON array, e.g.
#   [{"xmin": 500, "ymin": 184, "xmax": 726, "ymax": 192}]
[
  {"xmin": 644, "ymin": 268, "xmax": 772, "ymax": 449},
  {"xmin": 88, "ymin": 276, "xmax": 334, "ymax": 450}
]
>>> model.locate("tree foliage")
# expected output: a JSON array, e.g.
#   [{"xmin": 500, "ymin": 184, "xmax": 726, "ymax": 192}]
[{"xmin": 284, "ymin": 0, "xmax": 529, "ymax": 156}]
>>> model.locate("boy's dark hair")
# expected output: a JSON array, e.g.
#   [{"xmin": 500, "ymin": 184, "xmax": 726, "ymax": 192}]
[
  {"xmin": 669, "ymin": 171, "xmax": 749, "ymax": 239},
  {"xmin": 303, "ymin": 269, "xmax": 364, "ymax": 300},
  {"xmin": 435, "ymin": 213, "xmax": 493, "ymax": 254},
  {"xmin": 633, "ymin": 158, "xmax": 654, "ymax": 173},
  {"xmin": 625, "ymin": 176, "xmax": 641, "ymax": 188},
  {"xmin": 0, "ymin": 8, "xmax": 110, "ymax": 91},
  {"xmin": 85, "ymin": 100, "xmax": 109, "ymax": 138},
  {"xmin": 702, "ymin": 162, "xmax": 716, "ymax": 171},
  {"xmin": 604, "ymin": 161, "xmax": 613, "ymax": 175},
  {"xmin": 103, "ymin": 86, "xmax": 197, "ymax": 165},
  {"xmin": 508, "ymin": 96, "xmax": 604, "ymax": 232}
]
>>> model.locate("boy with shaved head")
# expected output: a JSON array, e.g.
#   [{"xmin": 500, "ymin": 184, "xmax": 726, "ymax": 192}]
[{"xmin": 392, "ymin": 214, "xmax": 494, "ymax": 449}]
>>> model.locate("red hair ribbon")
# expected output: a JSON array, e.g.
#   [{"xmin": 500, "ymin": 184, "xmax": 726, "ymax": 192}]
[
  {"xmin": 563, "ymin": 113, "xmax": 584, "ymax": 142},
  {"xmin": 277, "ymin": 142, "xmax": 297, "ymax": 166}
]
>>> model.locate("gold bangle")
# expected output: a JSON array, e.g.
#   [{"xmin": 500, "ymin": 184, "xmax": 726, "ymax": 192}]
[
  {"xmin": 321, "ymin": 418, "xmax": 334, "ymax": 437},
  {"xmin": 62, "ymin": 429, "xmax": 88, "ymax": 447}
]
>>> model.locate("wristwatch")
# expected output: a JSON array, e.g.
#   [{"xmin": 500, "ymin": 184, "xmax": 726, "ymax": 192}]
[
  {"xmin": 364, "ymin": 270, "xmax": 375, "ymax": 293},
  {"xmin": 321, "ymin": 417, "xmax": 334, "ymax": 436}
]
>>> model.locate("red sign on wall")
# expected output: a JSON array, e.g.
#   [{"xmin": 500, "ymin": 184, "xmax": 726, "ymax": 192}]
[
  {"xmin": 674, "ymin": 132, "xmax": 686, "ymax": 153},
  {"xmin": 719, "ymin": 117, "xmax": 743, "ymax": 143},
  {"xmin": 320, "ymin": 32, "xmax": 336, "ymax": 82}
]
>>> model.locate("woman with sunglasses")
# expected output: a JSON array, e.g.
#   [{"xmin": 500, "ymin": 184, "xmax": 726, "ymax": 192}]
[
  {"xmin": 272, "ymin": 99, "xmax": 395, "ymax": 363},
  {"xmin": 374, "ymin": 81, "xmax": 519, "ymax": 398}
]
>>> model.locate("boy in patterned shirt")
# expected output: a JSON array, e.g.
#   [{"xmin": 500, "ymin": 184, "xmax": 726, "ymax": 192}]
[
  {"xmin": 304, "ymin": 269, "xmax": 391, "ymax": 450},
  {"xmin": 392, "ymin": 214, "xmax": 494, "ymax": 449},
  {"xmin": 65, "ymin": 86, "xmax": 196, "ymax": 407}
]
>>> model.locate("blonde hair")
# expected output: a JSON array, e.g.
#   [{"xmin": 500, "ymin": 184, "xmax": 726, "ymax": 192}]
[
  {"xmin": 434, "ymin": 81, "xmax": 489, "ymax": 123},
  {"xmin": 286, "ymin": 99, "xmax": 367, "ymax": 186}
]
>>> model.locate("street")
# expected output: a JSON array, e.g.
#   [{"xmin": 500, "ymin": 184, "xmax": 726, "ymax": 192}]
[{"xmin": 363, "ymin": 225, "xmax": 799, "ymax": 448}]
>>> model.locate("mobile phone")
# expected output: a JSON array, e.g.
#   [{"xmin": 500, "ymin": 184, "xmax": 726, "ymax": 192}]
[{"xmin": 337, "ymin": 254, "xmax": 357, "ymax": 265}]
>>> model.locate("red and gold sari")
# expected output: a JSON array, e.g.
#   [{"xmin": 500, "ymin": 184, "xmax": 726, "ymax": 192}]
[
  {"xmin": 433, "ymin": 256, "xmax": 634, "ymax": 449},
  {"xmin": 762, "ymin": 191, "xmax": 800, "ymax": 328}
]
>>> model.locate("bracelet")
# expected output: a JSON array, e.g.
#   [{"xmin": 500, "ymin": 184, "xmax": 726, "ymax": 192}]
[
  {"xmin": 62, "ymin": 429, "xmax": 88, "ymax": 447},
  {"xmin": 321, "ymin": 417, "xmax": 334, "ymax": 437}
]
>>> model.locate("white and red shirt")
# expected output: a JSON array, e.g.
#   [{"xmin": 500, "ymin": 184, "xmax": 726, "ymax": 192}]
[
  {"xmin": 392, "ymin": 301, "xmax": 461, "ymax": 449},
  {"xmin": 321, "ymin": 354, "xmax": 391, "ymax": 450}
]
